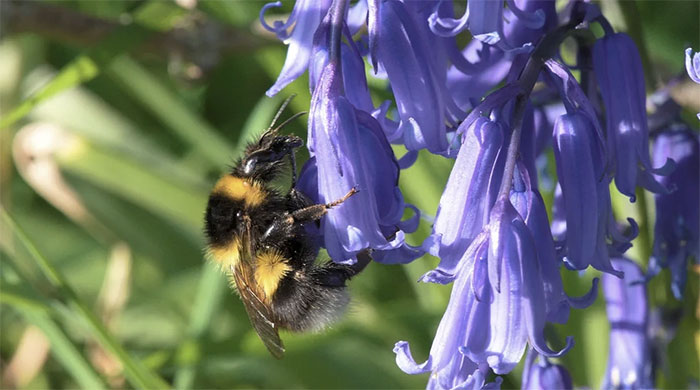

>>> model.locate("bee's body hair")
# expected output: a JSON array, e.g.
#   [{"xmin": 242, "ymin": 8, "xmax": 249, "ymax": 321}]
[{"xmin": 204, "ymin": 107, "xmax": 367, "ymax": 356}]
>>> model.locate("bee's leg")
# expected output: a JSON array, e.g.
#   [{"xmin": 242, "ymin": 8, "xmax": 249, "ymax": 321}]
[
  {"xmin": 287, "ymin": 187, "xmax": 312, "ymax": 210},
  {"xmin": 288, "ymin": 187, "xmax": 358, "ymax": 223},
  {"xmin": 260, "ymin": 188, "xmax": 358, "ymax": 243},
  {"xmin": 311, "ymin": 250, "xmax": 373, "ymax": 286}
]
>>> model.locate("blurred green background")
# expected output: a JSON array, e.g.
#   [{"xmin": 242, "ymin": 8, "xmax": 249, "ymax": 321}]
[{"xmin": 0, "ymin": 1, "xmax": 697, "ymax": 389}]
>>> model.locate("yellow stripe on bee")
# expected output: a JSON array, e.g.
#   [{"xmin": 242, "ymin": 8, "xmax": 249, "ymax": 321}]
[
  {"xmin": 209, "ymin": 237, "xmax": 241, "ymax": 269},
  {"xmin": 254, "ymin": 250, "xmax": 291, "ymax": 300},
  {"xmin": 213, "ymin": 175, "xmax": 265, "ymax": 207}
]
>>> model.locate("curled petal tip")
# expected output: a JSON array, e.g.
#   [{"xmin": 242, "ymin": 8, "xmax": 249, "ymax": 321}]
[
  {"xmin": 535, "ymin": 335, "xmax": 575, "ymax": 358},
  {"xmin": 685, "ymin": 47, "xmax": 700, "ymax": 83},
  {"xmin": 420, "ymin": 269, "xmax": 455, "ymax": 285},
  {"xmin": 394, "ymin": 341, "xmax": 432, "ymax": 375},
  {"xmin": 567, "ymin": 277, "xmax": 600, "ymax": 309}
]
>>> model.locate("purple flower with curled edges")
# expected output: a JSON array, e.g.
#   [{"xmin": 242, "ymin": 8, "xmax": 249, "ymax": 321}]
[
  {"xmin": 521, "ymin": 349, "xmax": 573, "ymax": 390},
  {"xmin": 260, "ymin": 0, "xmax": 331, "ymax": 97},
  {"xmin": 602, "ymin": 258, "xmax": 653, "ymax": 390},
  {"xmin": 509, "ymin": 164, "xmax": 598, "ymax": 324},
  {"xmin": 445, "ymin": 0, "xmax": 556, "ymax": 112},
  {"xmin": 552, "ymin": 112, "xmax": 624, "ymax": 276},
  {"xmin": 545, "ymin": 59, "xmax": 637, "ymax": 277},
  {"xmin": 368, "ymin": 0, "xmax": 461, "ymax": 154},
  {"xmin": 395, "ymin": 338, "xmax": 501, "ymax": 390},
  {"xmin": 684, "ymin": 48, "xmax": 700, "ymax": 119},
  {"xmin": 593, "ymin": 33, "xmax": 674, "ymax": 200},
  {"xmin": 398, "ymin": 198, "xmax": 574, "ymax": 377},
  {"xmin": 297, "ymin": 58, "xmax": 420, "ymax": 264},
  {"xmin": 685, "ymin": 48, "xmax": 700, "ymax": 84},
  {"xmin": 422, "ymin": 117, "xmax": 505, "ymax": 283},
  {"xmin": 428, "ymin": 0, "xmax": 545, "ymax": 49},
  {"xmin": 649, "ymin": 126, "xmax": 699, "ymax": 299}
]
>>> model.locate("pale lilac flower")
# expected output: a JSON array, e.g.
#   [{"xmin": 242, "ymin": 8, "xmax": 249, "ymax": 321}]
[
  {"xmin": 649, "ymin": 126, "xmax": 699, "ymax": 299},
  {"xmin": 509, "ymin": 165, "xmax": 598, "ymax": 324},
  {"xmin": 261, "ymin": 0, "xmax": 332, "ymax": 96},
  {"xmin": 368, "ymin": 0, "xmax": 461, "ymax": 153},
  {"xmin": 521, "ymin": 349, "xmax": 573, "ymax": 390},
  {"xmin": 602, "ymin": 258, "xmax": 653, "ymax": 390},
  {"xmin": 422, "ymin": 117, "xmax": 505, "ymax": 282},
  {"xmin": 428, "ymin": 0, "xmax": 545, "ymax": 48},
  {"xmin": 298, "ymin": 59, "xmax": 413, "ymax": 263},
  {"xmin": 395, "ymin": 340, "xmax": 502, "ymax": 390},
  {"xmin": 400, "ymin": 198, "xmax": 574, "ymax": 377},
  {"xmin": 685, "ymin": 48, "xmax": 700, "ymax": 84}
]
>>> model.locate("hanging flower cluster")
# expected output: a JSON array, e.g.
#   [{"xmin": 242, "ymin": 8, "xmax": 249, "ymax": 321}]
[{"xmin": 261, "ymin": 0, "xmax": 698, "ymax": 388}]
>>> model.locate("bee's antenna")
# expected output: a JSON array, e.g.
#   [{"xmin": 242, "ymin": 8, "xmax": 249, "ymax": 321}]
[
  {"xmin": 267, "ymin": 94, "xmax": 297, "ymax": 132},
  {"xmin": 270, "ymin": 111, "xmax": 308, "ymax": 134}
]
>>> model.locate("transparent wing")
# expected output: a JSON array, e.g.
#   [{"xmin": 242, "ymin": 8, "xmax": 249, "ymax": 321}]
[{"xmin": 231, "ymin": 220, "xmax": 285, "ymax": 359}]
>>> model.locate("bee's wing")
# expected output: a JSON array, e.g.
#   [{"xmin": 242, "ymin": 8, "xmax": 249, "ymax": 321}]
[{"xmin": 231, "ymin": 225, "xmax": 285, "ymax": 359}]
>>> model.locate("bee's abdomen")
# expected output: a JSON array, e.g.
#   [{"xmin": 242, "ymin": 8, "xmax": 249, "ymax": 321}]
[{"xmin": 272, "ymin": 265, "xmax": 352, "ymax": 333}]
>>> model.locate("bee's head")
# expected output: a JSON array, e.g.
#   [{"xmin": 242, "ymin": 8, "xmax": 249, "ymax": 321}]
[{"xmin": 243, "ymin": 135, "xmax": 303, "ymax": 176}]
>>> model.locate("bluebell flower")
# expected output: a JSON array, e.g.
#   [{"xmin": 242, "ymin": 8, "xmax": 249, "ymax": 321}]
[
  {"xmin": 261, "ymin": 0, "xmax": 332, "ymax": 96},
  {"xmin": 602, "ymin": 258, "xmax": 653, "ymax": 390},
  {"xmin": 593, "ymin": 33, "xmax": 674, "ymax": 200},
  {"xmin": 399, "ymin": 198, "xmax": 574, "ymax": 377},
  {"xmin": 368, "ymin": 0, "xmax": 462, "ymax": 154},
  {"xmin": 545, "ymin": 59, "xmax": 638, "ymax": 276},
  {"xmin": 428, "ymin": 0, "xmax": 545, "ymax": 48},
  {"xmin": 685, "ymin": 48, "xmax": 700, "ymax": 84},
  {"xmin": 395, "ymin": 339, "xmax": 502, "ymax": 390},
  {"xmin": 444, "ymin": 0, "xmax": 556, "ymax": 112},
  {"xmin": 551, "ymin": 111, "xmax": 625, "ymax": 276},
  {"xmin": 509, "ymin": 164, "xmax": 598, "ymax": 324},
  {"xmin": 422, "ymin": 117, "xmax": 505, "ymax": 282},
  {"xmin": 521, "ymin": 349, "xmax": 573, "ymax": 390},
  {"xmin": 297, "ymin": 58, "xmax": 418, "ymax": 264},
  {"xmin": 308, "ymin": 19, "xmax": 374, "ymax": 113},
  {"xmin": 447, "ymin": 42, "xmax": 511, "ymax": 111},
  {"xmin": 649, "ymin": 126, "xmax": 699, "ymax": 299}
]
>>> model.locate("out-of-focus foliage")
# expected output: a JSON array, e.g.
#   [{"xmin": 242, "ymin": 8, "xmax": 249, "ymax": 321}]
[{"xmin": 0, "ymin": 1, "xmax": 697, "ymax": 389}]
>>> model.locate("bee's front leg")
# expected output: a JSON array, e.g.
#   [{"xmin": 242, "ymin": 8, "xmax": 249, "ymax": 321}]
[
  {"xmin": 260, "ymin": 188, "xmax": 358, "ymax": 243},
  {"xmin": 288, "ymin": 187, "xmax": 358, "ymax": 223}
]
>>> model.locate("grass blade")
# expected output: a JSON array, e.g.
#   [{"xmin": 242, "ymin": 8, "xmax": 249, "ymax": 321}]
[
  {"xmin": 106, "ymin": 55, "xmax": 234, "ymax": 169},
  {"xmin": 23, "ymin": 311, "xmax": 107, "ymax": 390},
  {"xmin": 1, "ymin": 24, "xmax": 152, "ymax": 129},
  {"xmin": 173, "ymin": 263, "xmax": 226, "ymax": 390},
  {"xmin": 1, "ymin": 208, "xmax": 169, "ymax": 389},
  {"xmin": 56, "ymin": 139, "xmax": 206, "ymax": 229}
]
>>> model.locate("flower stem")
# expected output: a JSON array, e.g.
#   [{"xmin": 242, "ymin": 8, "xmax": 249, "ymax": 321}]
[
  {"xmin": 328, "ymin": 0, "xmax": 349, "ymax": 64},
  {"xmin": 497, "ymin": 8, "xmax": 587, "ymax": 200}
]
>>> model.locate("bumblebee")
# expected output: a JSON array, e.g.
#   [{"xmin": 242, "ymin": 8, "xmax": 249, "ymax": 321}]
[{"xmin": 204, "ymin": 97, "xmax": 369, "ymax": 358}]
